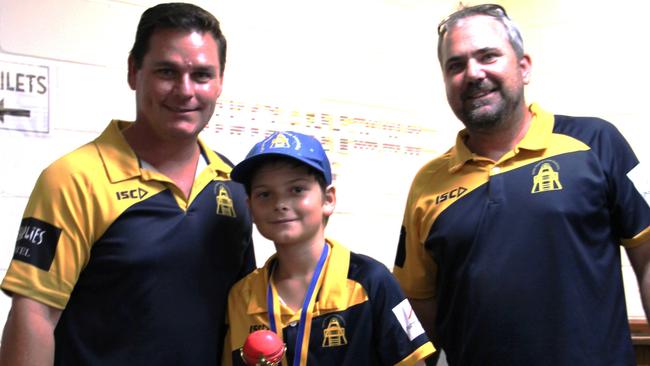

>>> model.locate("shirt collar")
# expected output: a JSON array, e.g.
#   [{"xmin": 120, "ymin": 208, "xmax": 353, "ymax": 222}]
[
  {"xmin": 246, "ymin": 239, "xmax": 351, "ymax": 315},
  {"xmin": 198, "ymin": 138, "xmax": 233, "ymax": 179},
  {"xmin": 448, "ymin": 103, "xmax": 554, "ymax": 172},
  {"xmin": 95, "ymin": 120, "xmax": 140, "ymax": 183},
  {"xmin": 95, "ymin": 120, "xmax": 233, "ymax": 183}
]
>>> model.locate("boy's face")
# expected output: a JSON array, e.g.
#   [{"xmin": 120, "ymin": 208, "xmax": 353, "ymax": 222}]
[{"xmin": 248, "ymin": 161, "xmax": 335, "ymax": 247}]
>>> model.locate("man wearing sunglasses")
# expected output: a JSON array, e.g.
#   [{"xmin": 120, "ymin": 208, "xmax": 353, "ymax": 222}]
[{"xmin": 393, "ymin": 4, "xmax": 650, "ymax": 365}]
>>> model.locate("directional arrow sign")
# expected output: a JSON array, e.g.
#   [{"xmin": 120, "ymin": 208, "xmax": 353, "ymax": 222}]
[
  {"xmin": 0, "ymin": 59, "xmax": 49, "ymax": 132},
  {"xmin": 0, "ymin": 99, "xmax": 31, "ymax": 122}
]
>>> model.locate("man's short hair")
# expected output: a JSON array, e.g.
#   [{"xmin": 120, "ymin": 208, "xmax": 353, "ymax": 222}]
[
  {"xmin": 129, "ymin": 2, "xmax": 227, "ymax": 76},
  {"xmin": 437, "ymin": 4, "xmax": 524, "ymax": 63}
]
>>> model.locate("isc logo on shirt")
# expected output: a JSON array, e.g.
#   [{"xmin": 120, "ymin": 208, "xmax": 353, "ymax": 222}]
[
  {"xmin": 435, "ymin": 187, "xmax": 467, "ymax": 204},
  {"xmin": 115, "ymin": 188, "xmax": 149, "ymax": 200},
  {"xmin": 249, "ymin": 324, "xmax": 269, "ymax": 333}
]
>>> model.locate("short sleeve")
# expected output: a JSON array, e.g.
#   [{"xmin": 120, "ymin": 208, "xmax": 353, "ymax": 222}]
[
  {"xmin": 392, "ymin": 179, "xmax": 438, "ymax": 299},
  {"xmin": 1, "ymin": 163, "xmax": 93, "ymax": 309},
  {"xmin": 595, "ymin": 122, "xmax": 650, "ymax": 246},
  {"xmin": 369, "ymin": 261, "xmax": 435, "ymax": 365}
]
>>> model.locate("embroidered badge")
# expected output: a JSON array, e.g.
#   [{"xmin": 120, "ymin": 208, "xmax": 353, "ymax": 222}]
[
  {"xmin": 215, "ymin": 183, "xmax": 237, "ymax": 217},
  {"xmin": 322, "ymin": 314, "xmax": 348, "ymax": 347},
  {"xmin": 261, "ymin": 132, "xmax": 302, "ymax": 152},
  {"xmin": 270, "ymin": 133, "xmax": 291, "ymax": 149},
  {"xmin": 531, "ymin": 160, "xmax": 563, "ymax": 193}
]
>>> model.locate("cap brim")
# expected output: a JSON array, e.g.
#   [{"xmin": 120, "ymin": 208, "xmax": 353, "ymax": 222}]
[
  {"xmin": 231, "ymin": 152, "xmax": 329, "ymax": 185},
  {"xmin": 231, "ymin": 154, "xmax": 270, "ymax": 185}
]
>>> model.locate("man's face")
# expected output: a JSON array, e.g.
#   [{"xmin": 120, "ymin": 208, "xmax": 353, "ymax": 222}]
[
  {"xmin": 128, "ymin": 29, "xmax": 223, "ymax": 141},
  {"xmin": 439, "ymin": 15, "xmax": 530, "ymax": 131}
]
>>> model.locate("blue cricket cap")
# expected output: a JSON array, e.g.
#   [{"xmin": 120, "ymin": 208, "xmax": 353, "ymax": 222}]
[{"xmin": 231, "ymin": 131, "xmax": 332, "ymax": 185}]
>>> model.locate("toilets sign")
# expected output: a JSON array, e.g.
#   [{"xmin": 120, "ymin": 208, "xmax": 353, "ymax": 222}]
[{"xmin": 0, "ymin": 60, "xmax": 49, "ymax": 133}]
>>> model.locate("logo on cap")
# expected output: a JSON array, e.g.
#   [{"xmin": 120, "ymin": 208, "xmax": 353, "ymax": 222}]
[
  {"xmin": 270, "ymin": 133, "xmax": 291, "ymax": 149},
  {"xmin": 231, "ymin": 130, "xmax": 332, "ymax": 186},
  {"xmin": 262, "ymin": 132, "xmax": 301, "ymax": 152}
]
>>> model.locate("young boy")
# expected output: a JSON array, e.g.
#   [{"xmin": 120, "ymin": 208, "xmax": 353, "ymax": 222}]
[{"xmin": 223, "ymin": 131, "xmax": 435, "ymax": 366}]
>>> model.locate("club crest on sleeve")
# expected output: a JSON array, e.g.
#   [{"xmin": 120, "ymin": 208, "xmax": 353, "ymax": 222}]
[
  {"xmin": 531, "ymin": 159, "xmax": 563, "ymax": 194},
  {"xmin": 214, "ymin": 183, "xmax": 237, "ymax": 217},
  {"xmin": 13, "ymin": 217, "xmax": 61, "ymax": 271},
  {"xmin": 322, "ymin": 314, "xmax": 348, "ymax": 348}
]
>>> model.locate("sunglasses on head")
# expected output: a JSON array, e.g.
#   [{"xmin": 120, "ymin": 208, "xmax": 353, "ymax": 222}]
[{"xmin": 437, "ymin": 3, "xmax": 508, "ymax": 35}]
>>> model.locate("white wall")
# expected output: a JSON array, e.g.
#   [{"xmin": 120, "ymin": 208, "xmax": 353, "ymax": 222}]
[{"xmin": 0, "ymin": 0, "xmax": 648, "ymax": 330}]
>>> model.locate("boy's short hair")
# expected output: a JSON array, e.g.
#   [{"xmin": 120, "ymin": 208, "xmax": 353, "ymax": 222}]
[
  {"xmin": 231, "ymin": 131, "xmax": 332, "ymax": 193},
  {"xmin": 237, "ymin": 155, "xmax": 328, "ymax": 196}
]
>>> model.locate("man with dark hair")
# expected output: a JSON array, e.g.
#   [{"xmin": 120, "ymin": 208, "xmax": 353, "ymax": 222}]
[
  {"xmin": 393, "ymin": 4, "xmax": 650, "ymax": 365},
  {"xmin": 129, "ymin": 2, "xmax": 227, "ymax": 75},
  {"xmin": 0, "ymin": 3, "xmax": 255, "ymax": 365}
]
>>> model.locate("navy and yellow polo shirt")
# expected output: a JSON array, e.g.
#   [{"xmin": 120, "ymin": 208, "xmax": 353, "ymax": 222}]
[
  {"xmin": 223, "ymin": 239, "xmax": 435, "ymax": 366},
  {"xmin": 394, "ymin": 104, "xmax": 650, "ymax": 365},
  {"xmin": 2, "ymin": 120, "xmax": 256, "ymax": 365}
]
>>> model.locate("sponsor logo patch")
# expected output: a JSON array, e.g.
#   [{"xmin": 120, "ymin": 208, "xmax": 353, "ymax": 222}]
[
  {"xmin": 392, "ymin": 299, "xmax": 425, "ymax": 341},
  {"xmin": 628, "ymin": 162, "xmax": 650, "ymax": 206},
  {"xmin": 13, "ymin": 217, "xmax": 61, "ymax": 271}
]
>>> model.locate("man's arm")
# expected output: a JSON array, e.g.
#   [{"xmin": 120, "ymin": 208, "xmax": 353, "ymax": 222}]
[
  {"xmin": 626, "ymin": 239, "xmax": 650, "ymax": 323},
  {"xmin": 410, "ymin": 296, "xmax": 438, "ymax": 366},
  {"xmin": 0, "ymin": 295, "xmax": 62, "ymax": 366}
]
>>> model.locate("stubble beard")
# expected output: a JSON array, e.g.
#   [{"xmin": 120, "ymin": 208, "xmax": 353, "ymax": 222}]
[{"xmin": 459, "ymin": 84, "xmax": 524, "ymax": 133}]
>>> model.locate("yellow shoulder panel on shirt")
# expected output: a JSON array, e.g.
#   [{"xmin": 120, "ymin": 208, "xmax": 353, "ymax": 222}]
[{"xmin": 2, "ymin": 121, "xmax": 168, "ymax": 309}]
